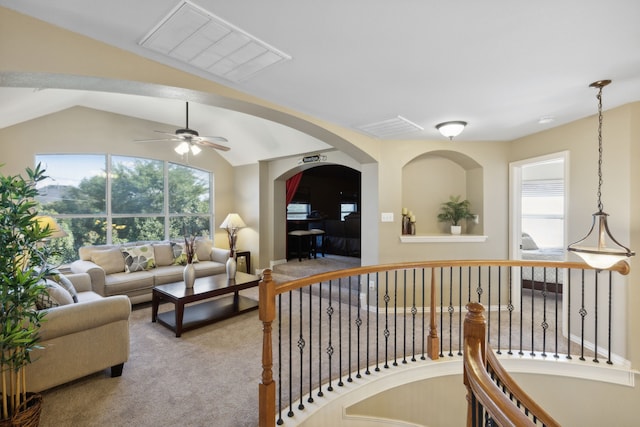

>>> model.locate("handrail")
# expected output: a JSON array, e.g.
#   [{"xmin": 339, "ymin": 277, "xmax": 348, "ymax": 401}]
[
  {"xmin": 259, "ymin": 259, "xmax": 629, "ymax": 426},
  {"xmin": 272, "ymin": 259, "xmax": 629, "ymax": 295},
  {"xmin": 464, "ymin": 302, "xmax": 561, "ymax": 427}
]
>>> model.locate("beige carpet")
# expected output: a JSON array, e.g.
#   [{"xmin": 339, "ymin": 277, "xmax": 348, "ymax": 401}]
[{"xmin": 38, "ymin": 255, "xmax": 360, "ymax": 427}]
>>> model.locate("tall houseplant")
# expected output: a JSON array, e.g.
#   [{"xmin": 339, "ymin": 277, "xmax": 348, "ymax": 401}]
[
  {"xmin": 0, "ymin": 164, "xmax": 54, "ymax": 424},
  {"xmin": 437, "ymin": 195, "xmax": 475, "ymax": 235}
]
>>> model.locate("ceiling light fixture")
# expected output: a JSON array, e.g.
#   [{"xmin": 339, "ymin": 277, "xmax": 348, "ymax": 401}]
[
  {"xmin": 567, "ymin": 79, "xmax": 634, "ymax": 269},
  {"xmin": 436, "ymin": 121, "xmax": 467, "ymax": 140},
  {"xmin": 174, "ymin": 141, "xmax": 201, "ymax": 156}
]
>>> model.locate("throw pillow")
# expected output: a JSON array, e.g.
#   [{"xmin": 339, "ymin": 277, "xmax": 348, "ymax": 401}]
[
  {"xmin": 153, "ymin": 243, "xmax": 175, "ymax": 267},
  {"xmin": 121, "ymin": 244, "xmax": 156, "ymax": 273},
  {"xmin": 521, "ymin": 233, "xmax": 539, "ymax": 251},
  {"xmin": 195, "ymin": 238, "xmax": 213, "ymax": 262},
  {"xmin": 36, "ymin": 279, "xmax": 74, "ymax": 309},
  {"xmin": 172, "ymin": 242, "xmax": 198, "ymax": 265},
  {"xmin": 91, "ymin": 248, "xmax": 126, "ymax": 274},
  {"xmin": 46, "ymin": 271, "xmax": 78, "ymax": 303}
]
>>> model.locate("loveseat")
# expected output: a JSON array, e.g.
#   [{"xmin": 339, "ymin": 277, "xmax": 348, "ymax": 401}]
[
  {"xmin": 69, "ymin": 239, "xmax": 229, "ymax": 304},
  {"xmin": 26, "ymin": 272, "xmax": 131, "ymax": 392}
]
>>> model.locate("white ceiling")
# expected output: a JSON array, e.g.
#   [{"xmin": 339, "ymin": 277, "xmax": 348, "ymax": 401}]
[{"xmin": 2, "ymin": 0, "xmax": 640, "ymax": 165}]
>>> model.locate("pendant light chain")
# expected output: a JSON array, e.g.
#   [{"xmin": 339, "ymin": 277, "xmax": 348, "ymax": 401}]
[{"xmin": 596, "ymin": 85, "xmax": 604, "ymax": 213}]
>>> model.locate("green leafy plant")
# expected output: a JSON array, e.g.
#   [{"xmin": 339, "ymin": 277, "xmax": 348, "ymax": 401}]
[
  {"xmin": 0, "ymin": 164, "xmax": 54, "ymax": 420},
  {"xmin": 436, "ymin": 195, "xmax": 475, "ymax": 226}
]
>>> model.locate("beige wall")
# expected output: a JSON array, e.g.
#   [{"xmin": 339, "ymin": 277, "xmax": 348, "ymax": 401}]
[
  {"xmin": 315, "ymin": 370, "xmax": 640, "ymax": 426},
  {"xmin": 378, "ymin": 139, "xmax": 510, "ymax": 263}
]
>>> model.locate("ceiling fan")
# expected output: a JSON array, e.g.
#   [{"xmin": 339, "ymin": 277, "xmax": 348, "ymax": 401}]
[{"xmin": 136, "ymin": 102, "xmax": 230, "ymax": 154}]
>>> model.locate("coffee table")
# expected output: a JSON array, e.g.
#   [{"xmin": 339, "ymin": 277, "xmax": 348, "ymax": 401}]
[{"xmin": 151, "ymin": 271, "xmax": 261, "ymax": 337}]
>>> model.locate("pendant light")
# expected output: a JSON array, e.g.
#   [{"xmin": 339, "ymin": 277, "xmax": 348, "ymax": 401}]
[{"xmin": 567, "ymin": 79, "xmax": 635, "ymax": 269}]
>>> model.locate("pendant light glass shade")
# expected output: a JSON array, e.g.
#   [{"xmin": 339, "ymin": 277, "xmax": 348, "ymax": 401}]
[
  {"xmin": 174, "ymin": 141, "xmax": 201, "ymax": 155},
  {"xmin": 568, "ymin": 211, "xmax": 634, "ymax": 269},
  {"xmin": 175, "ymin": 141, "xmax": 190, "ymax": 155},
  {"xmin": 436, "ymin": 121, "xmax": 467, "ymax": 140},
  {"xmin": 567, "ymin": 80, "xmax": 634, "ymax": 269}
]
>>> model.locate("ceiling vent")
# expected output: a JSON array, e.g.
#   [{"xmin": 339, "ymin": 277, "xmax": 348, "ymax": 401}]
[
  {"xmin": 357, "ymin": 116, "xmax": 424, "ymax": 138},
  {"xmin": 139, "ymin": 1, "xmax": 291, "ymax": 82}
]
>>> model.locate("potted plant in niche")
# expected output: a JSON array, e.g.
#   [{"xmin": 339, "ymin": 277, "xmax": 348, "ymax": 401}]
[
  {"xmin": 437, "ymin": 195, "xmax": 475, "ymax": 235},
  {"xmin": 1, "ymin": 164, "xmax": 55, "ymax": 426}
]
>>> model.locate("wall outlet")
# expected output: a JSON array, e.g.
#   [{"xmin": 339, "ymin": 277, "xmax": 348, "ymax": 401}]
[
  {"xmin": 369, "ymin": 280, "xmax": 376, "ymax": 289},
  {"xmin": 381, "ymin": 212, "xmax": 394, "ymax": 222}
]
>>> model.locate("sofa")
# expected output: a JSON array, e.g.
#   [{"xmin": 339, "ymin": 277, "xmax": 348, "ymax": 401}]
[
  {"xmin": 323, "ymin": 214, "xmax": 361, "ymax": 257},
  {"xmin": 26, "ymin": 272, "xmax": 131, "ymax": 392},
  {"xmin": 69, "ymin": 239, "xmax": 230, "ymax": 304}
]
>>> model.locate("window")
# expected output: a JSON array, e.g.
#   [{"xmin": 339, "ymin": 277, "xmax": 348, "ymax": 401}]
[
  {"xmin": 35, "ymin": 154, "xmax": 213, "ymax": 264},
  {"xmin": 521, "ymin": 178, "xmax": 564, "ymax": 248},
  {"xmin": 340, "ymin": 203, "xmax": 358, "ymax": 221},
  {"xmin": 287, "ymin": 203, "xmax": 310, "ymax": 220}
]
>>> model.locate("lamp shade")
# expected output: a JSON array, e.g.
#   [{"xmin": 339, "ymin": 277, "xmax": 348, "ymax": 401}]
[
  {"xmin": 568, "ymin": 211, "xmax": 634, "ymax": 269},
  {"xmin": 35, "ymin": 215, "xmax": 67, "ymax": 238},
  {"xmin": 436, "ymin": 121, "xmax": 467, "ymax": 140},
  {"xmin": 174, "ymin": 141, "xmax": 190, "ymax": 155},
  {"xmin": 220, "ymin": 213, "xmax": 246, "ymax": 230}
]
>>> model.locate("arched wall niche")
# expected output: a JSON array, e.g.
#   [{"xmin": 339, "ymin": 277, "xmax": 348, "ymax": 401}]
[{"xmin": 402, "ymin": 150, "xmax": 484, "ymax": 235}]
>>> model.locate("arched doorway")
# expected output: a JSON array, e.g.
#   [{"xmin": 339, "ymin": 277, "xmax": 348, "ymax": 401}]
[{"xmin": 285, "ymin": 165, "xmax": 362, "ymax": 260}]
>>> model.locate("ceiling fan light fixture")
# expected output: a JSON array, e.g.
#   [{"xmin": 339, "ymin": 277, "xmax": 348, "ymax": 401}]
[
  {"xmin": 190, "ymin": 144, "xmax": 202, "ymax": 155},
  {"xmin": 175, "ymin": 141, "xmax": 190, "ymax": 155},
  {"xmin": 567, "ymin": 79, "xmax": 634, "ymax": 269},
  {"xmin": 436, "ymin": 121, "xmax": 467, "ymax": 140}
]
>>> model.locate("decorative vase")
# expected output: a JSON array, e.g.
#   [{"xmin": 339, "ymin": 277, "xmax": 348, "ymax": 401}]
[
  {"xmin": 451, "ymin": 225, "xmax": 462, "ymax": 235},
  {"xmin": 226, "ymin": 256, "xmax": 237, "ymax": 279},
  {"xmin": 183, "ymin": 263, "xmax": 196, "ymax": 288}
]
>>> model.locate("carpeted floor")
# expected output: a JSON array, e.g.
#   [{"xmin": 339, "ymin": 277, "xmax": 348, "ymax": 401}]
[{"xmin": 38, "ymin": 255, "xmax": 360, "ymax": 427}]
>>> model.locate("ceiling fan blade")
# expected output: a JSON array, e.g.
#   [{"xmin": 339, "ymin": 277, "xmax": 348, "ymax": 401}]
[
  {"xmin": 134, "ymin": 137, "xmax": 180, "ymax": 143},
  {"xmin": 154, "ymin": 130, "xmax": 180, "ymax": 138},
  {"xmin": 194, "ymin": 139, "xmax": 231, "ymax": 151},
  {"xmin": 200, "ymin": 135, "xmax": 228, "ymax": 143}
]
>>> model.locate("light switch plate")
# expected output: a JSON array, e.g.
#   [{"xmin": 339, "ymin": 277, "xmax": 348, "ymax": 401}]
[{"xmin": 381, "ymin": 212, "xmax": 394, "ymax": 222}]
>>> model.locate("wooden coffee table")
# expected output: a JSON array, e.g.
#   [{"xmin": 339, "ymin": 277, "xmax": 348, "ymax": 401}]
[{"xmin": 151, "ymin": 271, "xmax": 261, "ymax": 337}]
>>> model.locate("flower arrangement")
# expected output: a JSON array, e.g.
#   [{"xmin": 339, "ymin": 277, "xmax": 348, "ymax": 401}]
[{"xmin": 184, "ymin": 235, "xmax": 196, "ymax": 264}]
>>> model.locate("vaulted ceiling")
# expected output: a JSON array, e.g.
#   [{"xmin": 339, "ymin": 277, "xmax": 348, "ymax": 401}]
[{"xmin": 1, "ymin": 1, "xmax": 640, "ymax": 166}]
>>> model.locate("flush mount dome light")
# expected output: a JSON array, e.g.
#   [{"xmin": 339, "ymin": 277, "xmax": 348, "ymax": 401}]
[{"xmin": 436, "ymin": 121, "xmax": 467, "ymax": 140}]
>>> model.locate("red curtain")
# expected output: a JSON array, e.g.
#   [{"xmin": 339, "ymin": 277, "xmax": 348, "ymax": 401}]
[{"xmin": 286, "ymin": 172, "xmax": 303, "ymax": 206}]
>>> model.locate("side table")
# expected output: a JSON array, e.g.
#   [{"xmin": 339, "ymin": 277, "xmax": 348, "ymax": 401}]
[{"xmin": 235, "ymin": 250, "xmax": 250, "ymax": 274}]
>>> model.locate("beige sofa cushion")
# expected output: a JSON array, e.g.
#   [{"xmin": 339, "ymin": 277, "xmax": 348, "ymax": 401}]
[
  {"xmin": 153, "ymin": 242, "xmax": 174, "ymax": 266},
  {"xmin": 91, "ymin": 248, "xmax": 125, "ymax": 274},
  {"xmin": 195, "ymin": 238, "xmax": 213, "ymax": 261}
]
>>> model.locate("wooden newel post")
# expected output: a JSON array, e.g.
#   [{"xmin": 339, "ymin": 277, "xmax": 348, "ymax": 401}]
[
  {"xmin": 259, "ymin": 269, "xmax": 276, "ymax": 427},
  {"xmin": 464, "ymin": 302, "xmax": 486, "ymax": 360},
  {"xmin": 464, "ymin": 302, "xmax": 486, "ymax": 427},
  {"xmin": 427, "ymin": 268, "xmax": 440, "ymax": 359}
]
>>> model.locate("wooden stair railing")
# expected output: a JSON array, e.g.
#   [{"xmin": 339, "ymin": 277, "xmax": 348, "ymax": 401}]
[
  {"xmin": 464, "ymin": 302, "xmax": 561, "ymax": 427},
  {"xmin": 259, "ymin": 260, "xmax": 629, "ymax": 426}
]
